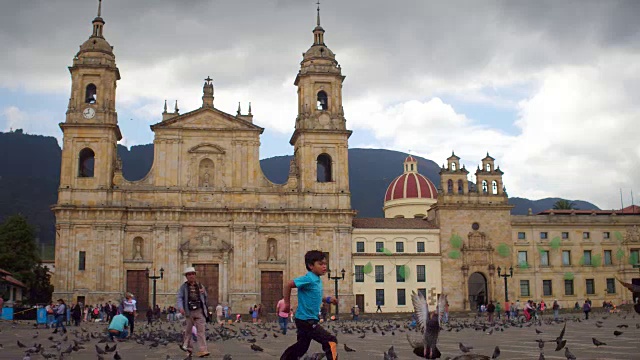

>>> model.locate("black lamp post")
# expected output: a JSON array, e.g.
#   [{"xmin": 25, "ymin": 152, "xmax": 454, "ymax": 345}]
[
  {"xmin": 145, "ymin": 267, "xmax": 164, "ymax": 310},
  {"xmin": 327, "ymin": 268, "xmax": 345, "ymax": 319},
  {"xmin": 497, "ymin": 266, "xmax": 513, "ymax": 303}
]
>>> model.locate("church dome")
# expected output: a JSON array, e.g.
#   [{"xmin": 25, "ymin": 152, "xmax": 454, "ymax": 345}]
[
  {"xmin": 77, "ymin": 35, "xmax": 114, "ymax": 57},
  {"xmin": 385, "ymin": 156, "xmax": 437, "ymax": 202}
]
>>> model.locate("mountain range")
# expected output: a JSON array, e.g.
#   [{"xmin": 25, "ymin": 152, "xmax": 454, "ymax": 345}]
[{"xmin": 0, "ymin": 131, "xmax": 599, "ymax": 251}]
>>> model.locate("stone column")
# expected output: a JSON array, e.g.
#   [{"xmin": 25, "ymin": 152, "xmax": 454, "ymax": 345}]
[
  {"xmin": 222, "ymin": 251, "xmax": 229, "ymax": 303},
  {"xmin": 462, "ymin": 265, "xmax": 469, "ymax": 310}
]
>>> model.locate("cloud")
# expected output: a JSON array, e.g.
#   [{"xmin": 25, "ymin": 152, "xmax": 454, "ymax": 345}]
[
  {"xmin": 1, "ymin": 0, "xmax": 639, "ymax": 208},
  {"xmin": 349, "ymin": 50, "xmax": 640, "ymax": 210},
  {"xmin": 1, "ymin": 106, "xmax": 62, "ymax": 142}
]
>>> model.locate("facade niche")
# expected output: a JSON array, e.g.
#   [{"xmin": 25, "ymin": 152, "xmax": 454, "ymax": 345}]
[
  {"xmin": 316, "ymin": 154, "xmax": 332, "ymax": 182},
  {"xmin": 447, "ymin": 179, "xmax": 453, "ymax": 194},
  {"xmin": 457, "ymin": 180, "xmax": 464, "ymax": 194},
  {"xmin": 85, "ymin": 83, "xmax": 97, "ymax": 104},
  {"xmin": 198, "ymin": 158, "xmax": 214, "ymax": 187},
  {"xmin": 492, "ymin": 180, "xmax": 498, "ymax": 194},
  {"xmin": 78, "ymin": 148, "xmax": 95, "ymax": 177}
]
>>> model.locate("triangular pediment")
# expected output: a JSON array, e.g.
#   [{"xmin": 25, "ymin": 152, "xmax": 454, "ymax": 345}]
[
  {"xmin": 151, "ymin": 107, "xmax": 264, "ymax": 133},
  {"xmin": 188, "ymin": 143, "xmax": 226, "ymax": 154}
]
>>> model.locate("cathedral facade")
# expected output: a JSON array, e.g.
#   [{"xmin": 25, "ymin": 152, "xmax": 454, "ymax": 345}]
[{"xmin": 53, "ymin": 4, "xmax": 355, "ymax": 313}]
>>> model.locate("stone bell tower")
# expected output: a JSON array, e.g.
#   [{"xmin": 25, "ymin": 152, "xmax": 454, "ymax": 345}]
[
  {"xmin": 59, "ymin": 0, "xmax": 121, "ymax": 196},
  {"xmin": 430, "ymin": 152, "xmax": 513, "ymax": 311},
  {"xmin": 290, "ymin": 4, "xmax": 352, "ymax": 199}
]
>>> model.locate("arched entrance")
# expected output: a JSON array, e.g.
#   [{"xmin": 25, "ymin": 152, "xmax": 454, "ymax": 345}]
[{"xmin": 468, "ymin": 272, "xmax": 487, "ymax": 311}]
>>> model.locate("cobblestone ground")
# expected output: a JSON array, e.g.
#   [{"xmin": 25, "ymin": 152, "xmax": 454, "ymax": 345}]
[{"xmin": 1, "ymin": 309, "xmax": 639, "ymax": 359}]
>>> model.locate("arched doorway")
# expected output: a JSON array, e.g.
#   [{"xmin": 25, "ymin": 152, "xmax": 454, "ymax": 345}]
[{"xmin": 468, "ymin": 272, "xmax": 487, "ymax": 311}]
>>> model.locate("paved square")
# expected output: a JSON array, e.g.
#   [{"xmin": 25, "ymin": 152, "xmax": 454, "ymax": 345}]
[{"xmin": 1, "ymin": 309, "xmax": 639, "ymax": 359}]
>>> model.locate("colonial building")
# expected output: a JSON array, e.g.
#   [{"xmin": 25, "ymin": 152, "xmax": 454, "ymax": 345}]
[
  {"xmin": 511, "ymin": 208, "xmax": 640, "ymax": 309},
  {"xmin": 352, "ymin": 156, "xmax": 442, "ymax": 313},
  {"xmin": 53, "ymin": 3, "xmax": 355, "ymax": 313}
]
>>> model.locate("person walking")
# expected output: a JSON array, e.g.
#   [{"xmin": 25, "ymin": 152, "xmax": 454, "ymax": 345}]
[
  {"xmin": 552, "ymin": 299, "xmax": 560, "ymax": 321},
  {"xmin": 216, "ymin": 303, "xmax": 224, "ymax": 325},
  {"xmin": 486, "ymin": 300, "xmax": 495, "ymax": 324},
  {"xmin": 276, "ymin": 297, "xmax": 290, "ymax": 334},
  {"xmin": 71, "ymin": 302, "xmax": 82, "ymax": 326},
  {"xmin": 280, "ymin": 250, "xmax": 339, "ymax": 360},
  {"xmin": 176, "ymin": 266, "xmax": 210, "ymax": 358},
  {"xmin": 495, "ymin": 301, "xmax": 502, "ymax": 320},
  {"xmin": 45, "ymin": 302, "xmax": 55, "ymax": 328},
  {"xmin": 583, "ymin": 300, "xmax": 591, "ymax": 320},
  {"xmin": 52, "ymin": 299, "xmax": 67, "ymax": 334},
  {"xmin": 352, "ymin": 305, "xmax": 360, "ymax": 321},
  {"xmin": 121, "ymin": 293, "xmax": 137, "ymax": 336}
]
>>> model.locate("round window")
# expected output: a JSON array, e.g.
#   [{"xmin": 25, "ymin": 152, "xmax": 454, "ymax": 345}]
[{"xmin": 472, "ymin": 222, "xmax": 480, "ymax": 230}]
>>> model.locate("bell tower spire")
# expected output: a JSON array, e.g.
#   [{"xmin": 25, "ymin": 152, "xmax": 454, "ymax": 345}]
[
  {"xmin": 313, "ymin": 0, "xmax": 325, "ymax": 45},
  {"xmin": 92, "ymin": 0, "xmax": 105, "ymax": 38}
]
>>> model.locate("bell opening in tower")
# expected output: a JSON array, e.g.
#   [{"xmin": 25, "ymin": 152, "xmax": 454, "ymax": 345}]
[
  {"xmin": 85, "ymin": 84, "xmax": 97, "ymax": 104},
  {"xmin": 78, "ymin": 148, "xmax": 95, "ymax": 178},
  {"xmin": 316, "ymin": 90, "xmax": 328, "ymax": 111},
  {"xmin": 317, "ymin": 154, "xmax": 332, "ymax": 182}
]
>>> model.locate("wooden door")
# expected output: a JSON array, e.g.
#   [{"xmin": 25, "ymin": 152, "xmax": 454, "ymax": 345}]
[
  {"xmin": 355, "ymin": 294, "xmax": 365, "ymax": 313},
  {"xmin": 260, "ymin": 271, "xmax": 283, "ymax": 314},
  {"xmin": 126, "ymin": 270, "xmax": 149, "ymax": 314},
  {"xmin": 194, "ymin": 264, "xmax": 219, "ymax": 307}
]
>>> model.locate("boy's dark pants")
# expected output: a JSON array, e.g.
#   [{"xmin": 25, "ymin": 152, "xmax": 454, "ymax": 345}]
[{"xmin": 281, "ymin": 319, "xmax": 338, "ymax": 360}]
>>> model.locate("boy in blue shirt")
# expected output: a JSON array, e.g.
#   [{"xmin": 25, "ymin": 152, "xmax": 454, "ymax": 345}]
[{"xmin": 280, "ymin": 250, "xmax": 339, "ymax": 360}]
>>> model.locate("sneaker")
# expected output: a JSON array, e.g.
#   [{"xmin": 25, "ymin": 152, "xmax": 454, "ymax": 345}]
[
  {"xmin": 196, "ymin": 351, "xmax": 210, "ymax": 357},
  {"xmin": 52, "ymin": 329, "xmax": 58, "ymax": 334},
  {"xmin": 179, "ymin": 344, "xmax": 191, "ymax": 353}
]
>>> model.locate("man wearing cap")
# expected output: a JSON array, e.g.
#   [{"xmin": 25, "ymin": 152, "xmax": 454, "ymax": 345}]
[{"xmin": 177, "ymin": 267, "xmax": 210, "ymax": 357}]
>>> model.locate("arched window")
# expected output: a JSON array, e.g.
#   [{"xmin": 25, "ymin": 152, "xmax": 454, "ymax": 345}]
[
  {"xmin": 457, "ymin": 179, "xmax": 464, "ymax": 194},
  {"xmin": 486, "ymin": 163, "xmax": 491, "ymax": 171},
  {"xmin": 451, "ymin": 162, "xmax": 457, "ymax": 171},
  {"xmin": 316, "ymin": 91, "xmax": 328, "ymax": 110},
  {"xmin": 78, "ymin": 148, "xmax": 95, "ymax": 177},
  {"xmin": 492, "ymin": 180, "xmax": 498, "ymax": 194},
  {"xmin": 317, "ymin": 154, "xmax": 332, "ymax": 182},
  {"xmin": 482, "ymin": 180, "xmax": 488, "ymax": 194},
  {"xmin": 85, "ymin": 83, "xmax": 97, "ymax": 104},
  {"xmin": 447, "ymin": 179, "xmax": 453, "ymax": 194},
  {"xmin": 198, "ymin": 158, "xmax": 214, "ymax": 187}
]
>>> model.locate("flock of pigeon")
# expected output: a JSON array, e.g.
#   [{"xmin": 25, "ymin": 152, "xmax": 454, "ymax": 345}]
[
  {"xmin": 0, "ymin": 278, "xmax": 638, "ymax": 359},
  {"xmin": 0, "ymin": 307, "xmax": 636, "ymax": 360}
]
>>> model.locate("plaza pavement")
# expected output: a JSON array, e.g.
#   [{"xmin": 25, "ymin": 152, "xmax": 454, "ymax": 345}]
[{"xmin": 1, "ymin": 308, "xmax": 639, "ymax": 359}]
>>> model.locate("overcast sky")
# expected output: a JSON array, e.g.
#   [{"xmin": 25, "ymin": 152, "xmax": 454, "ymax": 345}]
[{"xmin": 1, "ymin": 0, "xmax": 639, "ymax": 210}]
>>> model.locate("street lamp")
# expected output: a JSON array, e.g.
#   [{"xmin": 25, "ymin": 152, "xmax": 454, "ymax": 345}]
[
  {"xmin": 327, "ymin": 268, "xmax": 345, "ymax": 319},
  {"xmin": 497, "ymin": 266, "xmax": 514, "ymax": 303},
  {"xmin": 145, "ymin": 267, "xmax": 164, "ymax": 310}
]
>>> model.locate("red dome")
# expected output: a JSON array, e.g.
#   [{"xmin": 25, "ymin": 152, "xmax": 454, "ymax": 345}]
[{"xmin": 384, "ymin": 172, "xmax": 437, "ymax": 201}]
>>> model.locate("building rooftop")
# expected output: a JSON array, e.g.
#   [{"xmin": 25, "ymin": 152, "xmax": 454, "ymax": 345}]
[{"xmin": 353, "ymin": 218, "xmax": 438, "ymax": 229}]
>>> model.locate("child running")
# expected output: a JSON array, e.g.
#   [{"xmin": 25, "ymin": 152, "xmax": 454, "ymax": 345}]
[{"xmin": 280, "ymin": 250, "xmax": 339, "ymax": 360}]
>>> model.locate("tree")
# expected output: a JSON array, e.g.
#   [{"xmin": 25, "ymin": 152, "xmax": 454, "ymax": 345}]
[
  {"xmin": 0, "ymin": 214, "xmax": 49, "ymax": 304},
  {"xmin": 28, "ymin": 264, "xmax": 54, "ymax": 304},
  {"xmin": 553, "ymin": 199, "xmax": 577, "ymax": 210},
  {"xmin": 0, "ymin": 214, "xmax": 40, "ymax": 277}
]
